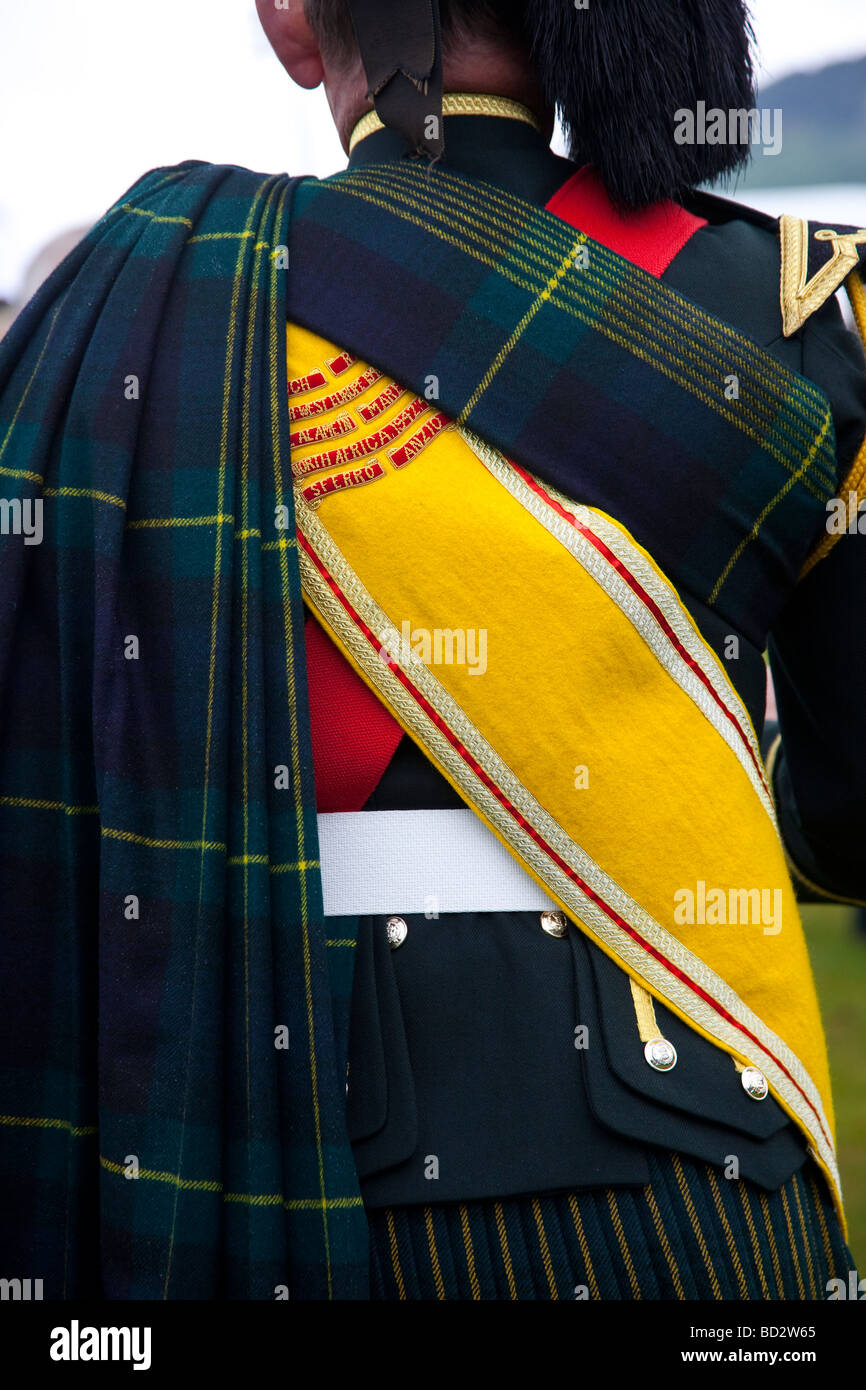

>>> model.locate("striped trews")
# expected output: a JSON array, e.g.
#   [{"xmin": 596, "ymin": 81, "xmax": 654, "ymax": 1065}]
[{"xmin": 367, "ymin": 1153, "xmax": 856, "ymax": 1300}]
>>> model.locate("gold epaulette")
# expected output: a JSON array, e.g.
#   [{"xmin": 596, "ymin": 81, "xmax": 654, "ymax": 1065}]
[
  {"xmin": 779, "ymin": 215, "xmax": 866, "ymax": 337},
  {"xmin": 781, "ymin": 216, "xmax": 866, "ymax": 579}
]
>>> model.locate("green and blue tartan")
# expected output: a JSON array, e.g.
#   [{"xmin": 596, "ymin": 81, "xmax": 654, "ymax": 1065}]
[
  {"xmin": 0, "ymin": 162, "xmax": 367, "ymax": 1299},
  {"xmin": 286, "ymin": 161, "xmax": 842, "ymax": 649},
  {"xmin": 0, "ymin": 158, "xmax": 851, "ymax": 1300}
]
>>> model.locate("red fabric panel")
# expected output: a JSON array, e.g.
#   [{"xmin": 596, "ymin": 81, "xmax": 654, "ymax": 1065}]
[
  {"xmin": 304, "ymin": 614, "xmax": 405, "ymax": 812},
  {"xmin": 545, "ymin": 164, "xmax": 706, "ymax": 275},
  {"xmin": 302, "ymin": 163, "xmax": 706, "ymax": 810}
]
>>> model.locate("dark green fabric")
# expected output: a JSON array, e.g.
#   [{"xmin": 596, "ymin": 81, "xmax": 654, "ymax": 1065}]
[
  {"xmin": 0, "ymin": 161, "xmax": 368, "ymax": 1299},
  {"xmin": 349, "ymin": 114, "xmax": 576, "ymax": 206}
]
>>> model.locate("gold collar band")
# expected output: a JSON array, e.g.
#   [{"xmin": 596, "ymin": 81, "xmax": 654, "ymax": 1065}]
[{"xmin": 348, "ymin": 93, "xmax": 542, "ymax": 154}]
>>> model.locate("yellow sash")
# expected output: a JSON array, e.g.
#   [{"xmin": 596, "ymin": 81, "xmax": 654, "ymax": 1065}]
[{"xmin": 287, "ymin": 322, "xmax": 841, "ymax": 1220}]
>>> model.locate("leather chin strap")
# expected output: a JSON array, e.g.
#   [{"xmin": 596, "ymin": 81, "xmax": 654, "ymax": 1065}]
[{"xmin": 345, "ymin": 0, "xmax": 444, "ymax": 159}]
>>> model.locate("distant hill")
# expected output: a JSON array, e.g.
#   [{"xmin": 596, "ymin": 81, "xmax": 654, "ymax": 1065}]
[{"xmin": 739, "ymin": 54, "xmax": 866, "ymax": 188}]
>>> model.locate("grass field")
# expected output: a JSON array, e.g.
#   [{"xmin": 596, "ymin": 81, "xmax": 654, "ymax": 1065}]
[{"xmin": 802, "ymin": 905, "xmax": 866, "ymax": 1269}]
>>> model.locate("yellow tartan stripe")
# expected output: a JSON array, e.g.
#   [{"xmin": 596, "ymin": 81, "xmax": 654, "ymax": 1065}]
[
  {"xmin": 672, "ymin": 1154, "xmax": 723, "ymax": 1299},
  {"xmin": 807, "ymin": 1171, "xmax": 835, "ymax": 1271},
  {"xmin": 567, "ymin": 1194, "xmax": 600, "ymax": 1299},
  {"xmin": 224, "ymin": 1194, "xmax": 363, "ymax": 1211},
  {"xmin": 424, "ymin": 1206, "xmax": 446, "ymax": 1299},
  {"xmin": 531, "ymin": 1197, "xmax": 559, "ymax": 1299},
  {"xmin": 268, "ymin": 178, "xmax": 335, "ymax": 1298},
  {"xmin": 706, "ymin": 1167, "xmax": 749, "ymax": 1298},
  {"xmin": 791, "ymin": 1170, "xmax": 819, "ymax": 1298},
  {"xmin": 100, "ymin": 1157, "xmax": 361, "ymax": 1210},
  {"xmin": 238, "ymin": 208, "xmax": 262, "ymax": 1134},
  {"xmin": 493, "ymin": 1200, "xmax": 518, "ymax": 1300},
  {"xmin": 0, "ymin": 303, "xmax": 62, "ymax": 473},
  {"xmin": 780, "ymin": 1183, "xmax": 806, "ymax": 1298},
  {"xmin": 325, "ymin": 939, "xmax": 356, "ymax": 948},
  {"xmin": 237, "ymin": 204, "xmax": 280, "ymax": 1138},
  {"xmin": 709, "ymin": 407, "xmax": 834, "ymax": 603},
  {"xmin": 101, "ymin": 1156, "xmax": 221, "ymax": 1192},
  {"xmin": 644, "ymin": 1187, "xmax": 686, "ymax": 1299},
  {"xmin": 187, "ymin": 231, "xmax": 256, "ymax": 244},
  {"xmin": 162, "ymin": 179, "xmax": 275, "ymax": 1302},
  {"xmin": 0, "ymin": 795, "xmax": 98, "ymax": 815},
  {"xmin": 345, "ymin": 167, "xmax": 828, "ymax": 424},
  {"xmin": 385, "ymin": 1210, "xmax": 407, "ymax": 1299},
  {"xmin": 221, "ymin": 856, "xmax": 321, "ymax": 872},
  {"xmin": 261, "ymin": 535, "xmax": 298, "ymax": 551},
  {"xmin": 606, "ymin": 1192, "xmax": 642, "ymax": 1299},
  {"xmin": 457, "ymin": 234, "xmax": 586, "ymax": 425},
  {"xmin": 121, "ymin": 203, "xmax": 193, "ymax": 228},
  {"xmin": 127, "ymin": 514, "xmax": 234, "ymax": 530},
  {"xmin": 337, "ymin": 173, "xmax": 834, "ymax": 492},
  {"xmin": 737, "ymin": 1184, "xmax": 771, "ymax": 1300},
  {"xmin": 459, "ymin": 1203, "xmax": 482, "ymax": 1300},
  {"xmin": 43, "ymin": 486, "xmax": 126, "ymax": 509},
  {"xmin": 1, "ymin": 1113, "xmax": 97, "ymax": 1138},
  {"xmin": 0, "ymin": 465, "xmax": 43, "ymax": 483},
  {"xmin": 102, "ymin": 826, "xmax": 225, "ymax": 852},
  {"xmin": 759, "ymin": 1191, "xmax": 785, "ymax": 1297},
  {"xmin": 348, "ymin": 165, "xmax": 836, "ymax": 442}
]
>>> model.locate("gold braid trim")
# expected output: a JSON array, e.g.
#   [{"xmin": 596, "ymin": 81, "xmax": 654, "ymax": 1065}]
[
  {"xmin": 348, "ymin": 93, "xmax": 542, "ymax": 153},
  {"xmin": 799, "ymin": 270, "xmax": 866, "ymax": 580}
]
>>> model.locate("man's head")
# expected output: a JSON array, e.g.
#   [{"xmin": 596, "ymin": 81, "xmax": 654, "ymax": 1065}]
[
  {"xmin": 256, "ymin": 0, "xmax": 758, "ymax": 211},
  {"xmin": 304, "ymin": 1, "xmax": 528, "ymax": 72},
  {"xmin": 255, "ymin": 1, "xmax": 537, "ymax": 152}
]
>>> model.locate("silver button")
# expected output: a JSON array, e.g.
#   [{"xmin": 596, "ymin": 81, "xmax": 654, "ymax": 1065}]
[
  {"xmin": 741, "ymin": 1066, "xmax": 769, "ymax": 1100},
  {"xmin": 540, "ymin": 910, "xmax": 568, "ymax": 938},
  {"xmin": 385, "ymin": 915, "xmax": 408, "ymax": 949},
  {"xmin": 644, "ymin": 1037, "xmax": 678, "ymax": 1071}
]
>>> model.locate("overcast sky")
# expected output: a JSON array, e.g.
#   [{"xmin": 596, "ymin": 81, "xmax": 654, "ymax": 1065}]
[{"xmin": 2, "ymin": 0, "xmax": 866, "ymax": 299}]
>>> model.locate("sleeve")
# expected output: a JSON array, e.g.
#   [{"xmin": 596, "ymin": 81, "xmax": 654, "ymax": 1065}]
[{"xmin": 767, "ymin": 280, "xmax": 866, "ymax": 904}]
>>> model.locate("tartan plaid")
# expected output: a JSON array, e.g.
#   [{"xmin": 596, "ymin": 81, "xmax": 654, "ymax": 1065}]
[
  {"xmin": 0, "ymin": 161, "xmax": 367, "ymax": 1299},
  {"xmin": 286, "ymin": 162, "xmax": 842, "ymax": 648}
]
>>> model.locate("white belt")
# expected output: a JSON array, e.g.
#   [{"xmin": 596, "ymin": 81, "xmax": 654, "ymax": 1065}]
[{"xmin": 317, "ymin": 808, "xmax": 559, "ymax": 918}]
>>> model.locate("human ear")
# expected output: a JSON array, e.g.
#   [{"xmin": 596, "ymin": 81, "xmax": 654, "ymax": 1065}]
[{"xmin": 255, "ymin": 0, "xmax": 325, "ymax": 90}]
